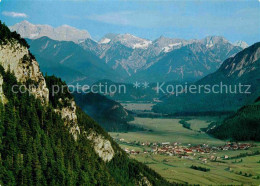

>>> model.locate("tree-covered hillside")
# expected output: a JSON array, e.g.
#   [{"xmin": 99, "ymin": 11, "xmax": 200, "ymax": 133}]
[
  {"xmin": 207, "ymin": 97, "xmax": 260, "ymax": 141},
  {"xmin": 73, "ymin": 92, "xmax": 137, "ymax": 132}
]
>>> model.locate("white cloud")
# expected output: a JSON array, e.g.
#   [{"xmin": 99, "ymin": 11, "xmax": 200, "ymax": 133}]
[{"xmin": 2, "ymin": 11, "xmax": 28, "ymax": 18}]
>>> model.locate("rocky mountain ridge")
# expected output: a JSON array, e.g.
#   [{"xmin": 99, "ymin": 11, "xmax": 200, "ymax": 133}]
[
  {"xmin": 83, "ymin": 35, "xmax": 244, "ymax": 81},
  {"xmin": 10, "ymin": 20, "xmax": 91, "ymax": 43},
  {"xmin": 10, "ymin": 21, "xmax": 247, "ymax": 83},
  {"xmin": 26, "ymin": 35, "xmax": 244, "ymax": 83},
  {"xmin": 233, "ymin": 40, "xmax": 249, "ymax": 49},
  {"xmin": 153, "ymin": 42, "xmax": 260, "ymax": 114}
]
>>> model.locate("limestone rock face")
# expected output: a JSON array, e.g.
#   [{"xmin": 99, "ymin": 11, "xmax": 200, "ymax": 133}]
[
  {"xmin": 54, "ymin": 99, "xmax": 80, "ymax": 140},
  {"xmin": 0, "ymin": 40, "xmax": 80, "ymax": 140},
  {"xmin": 138, "ymin": 175, "xmax": 152, "ymax": 186},
  {"xmin": 0, "ymin": 75, "xmax": 6, "ymax": 104},
  {"xmin": 87, "ymin": 131, "xmax": 115, "ymax": 162},
  {"xmin": 0, "ymin": 38, "xmax": 114, "ymax": 163},
  {"xmin": 0, "ymin": 40, "xmax": 49, "ymax": 104}
]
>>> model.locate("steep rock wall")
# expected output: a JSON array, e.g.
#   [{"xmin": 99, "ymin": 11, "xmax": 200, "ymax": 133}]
[
  {"xmin": 0, "ymin": 39, "xmax": 114, "ymax": 161},
  {"xmin": 0, "ymin": 40, "xmax": 49, "ymax": 104},
  {"xmin": 87, "ymin": 131, "xmax": 115, "ymax": 162}
]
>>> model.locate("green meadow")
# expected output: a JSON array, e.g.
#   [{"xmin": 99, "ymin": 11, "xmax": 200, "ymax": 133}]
[
  {"xmin": 110, "ymin": 115, "xmax": 260, "ymax": 185},
  {"xmin": 110, "ymin": 117, "xmax": 224, "ymax": 145}
]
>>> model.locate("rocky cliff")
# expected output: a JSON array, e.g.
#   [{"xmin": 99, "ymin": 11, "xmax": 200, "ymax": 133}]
[
  {"xmin": 87, "ymin": 131, "xmax": 115, "ymax": 162},
  {"xmin": 0, "ymin": 75, "xmax": 6, "ymax": 103},
  {"xmin": 54, "ymin": 98, "xmax": 80, "ymax": 140},
  {"xmin": 0, "ymin": 37, "xmax": 114, "ymax": 161},
  {"xmin": 0, "ymin": 40, "xmax": 49, "ymax": 104}
]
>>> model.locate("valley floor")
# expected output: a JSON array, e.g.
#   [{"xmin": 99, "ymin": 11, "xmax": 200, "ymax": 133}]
[{"xmin": 109, "ymin": 116, "xmax": 260, "ymax": 185}]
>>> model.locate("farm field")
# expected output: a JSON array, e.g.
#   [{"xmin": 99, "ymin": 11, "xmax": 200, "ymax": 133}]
[
  {"xmin": 128, "ymin": 148, "xmax": 260, "ymax": 185},
  {"xmin": 110, "ymin": 115, "xmax": 260, "ymax": 185},
  {"xmin": 110, "ymin": 117, "xmax": 224, "ymax": 145}
]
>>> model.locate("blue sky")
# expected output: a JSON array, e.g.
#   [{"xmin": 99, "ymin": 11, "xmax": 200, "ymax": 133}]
[{"xmin": 0, "ymin": 0, "xmax": 259, "ymax": 44}]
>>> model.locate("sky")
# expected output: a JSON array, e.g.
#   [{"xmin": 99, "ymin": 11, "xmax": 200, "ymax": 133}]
[{"xmin": 0, "ymin": 0, "xmax": 259, "ymax": 44}]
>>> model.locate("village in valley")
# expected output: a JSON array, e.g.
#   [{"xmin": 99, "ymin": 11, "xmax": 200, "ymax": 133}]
[
  {"xmin": 110, "ymin": 117, "xmax": 260, "ymax": 184},
  {"xmin": 114, "ymin": 137, "xmax": 255, "ymax": 163}
]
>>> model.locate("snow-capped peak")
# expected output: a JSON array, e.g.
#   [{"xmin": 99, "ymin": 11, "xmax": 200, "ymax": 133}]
[
  {"xmin": 99, "ymin": 38, "xmax": 111, "ymax": 44},
  {"xmin": 201, "ymin": 36, "xmax": 228, "ymax": 48},
  {"xmin": 111, "ymin": 34, "xmax": 152, "ymax": 49},
  {"xmin": 9, "ymin": 21, "xmax": 91, "ymax": 43},
  {"xmin": 233, "ymin": 41, "xmax": 249, "ymax": 49}
]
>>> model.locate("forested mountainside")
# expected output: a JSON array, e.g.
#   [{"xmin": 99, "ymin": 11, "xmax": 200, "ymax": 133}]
[
  {"xmin": 73, "ymin": 92, "xmax": 136, "ymax": 132},
  {"xmin": 207, "ymin": 97, "xmax": 260, "ymax": 141},
  {"xmin": 153, "ymin": 42, "xmax": 260, "ymax": 114},
  {"xmin": 0, "ymin": 21, "xmax": 170, "ymax": 185}
]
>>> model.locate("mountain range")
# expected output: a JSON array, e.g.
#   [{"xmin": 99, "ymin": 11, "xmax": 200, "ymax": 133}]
[
  {"xmin": 10, "ymin": 20, "xmax": 91, "ymax": 43},
  {"xmin": 153, "ymin": 42, "xmax": 260, "ymax": 114},
  {"xmin": 11, "ymin": 21, "xmax": 245, "ymax": 84}
]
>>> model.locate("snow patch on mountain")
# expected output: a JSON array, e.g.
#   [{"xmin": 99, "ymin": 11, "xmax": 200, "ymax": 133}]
[
  {"xmin": 163, "ymin": 42, "xmax": 182, "ymax": 52},
  {"xmin": 112, "ymin": 34, "xmax": 152, "ymax": 49},
  {"xmin": 99, "ymin": 38, "xmax": 111, "ymax": 44},
  {"xmin": 233, "ymin": 41, "xmax": 249, "ymax": 49},
  {"xmin": 133, "ymin": 40, "xmax": 152, "ymax": 49}
]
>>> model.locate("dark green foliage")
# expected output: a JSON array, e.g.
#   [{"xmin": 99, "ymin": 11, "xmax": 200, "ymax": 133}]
[
  {"xmin": 190, "ymin": 165, "xmax": 210, "ymax": 172},
  {"xmin": 107, "ymin": 154, "xmax": 172, "ymax": 186},
  {"xmin": 73, "ymin": 92, "xmax": 137, "ymax": 132},
  {"xmin": 45, "ymin": 75, "xmax": 72, "ymax": 108},
  {"xmin": 0, "ymin": 67, "xmax": 117, "ymax": 185},
  {"xmin": 0, "ymin": 21, "xmax": 29, "ymax": 48},
  {"xmin": 76, "ymin": 107, "xmax": 171, "ymax": 185},
  {"xmin": 0, "ymin": 68, "xmax": 171, "ymax": 185},
  {"xmin": 179, "ymin": 119, "xmax": 191, "ymax": 130},
  {"xmin": 208, "ymin": 97, "xmax": 260, "ymax": 141}
]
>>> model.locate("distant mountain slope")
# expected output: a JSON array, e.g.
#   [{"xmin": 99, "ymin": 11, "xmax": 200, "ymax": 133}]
[
  {"xmin": 207, "ymin": 97, "xmax": 260, "ymax": 141},
  {"xmin": 27, "ymin": 37, "xmax": 120, "ymax": 84},
  {"xmin": 10, "ymin": 20, "xmax": 91, "ymax": 43},
  {"xmin": 28, "ymin": 35, "xmax": 242, "ymax": 83},
  {"xmin": 135, "ymin": 36, "xmax": 243, "ymax": 82},
  {"xmin": 93, "ymin": 35, "xmax": 242, "ymax": 82},
  {"xmin": 153, "ymin": 42, "xmax": 260, "ymax": 114},
  {"xmin": 73, "ymin": 92, "xmax": 135, "ymax": 131},
  {"xmin": 100, "ymin": 33, "xmax": 152, "ymax": 49}
]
